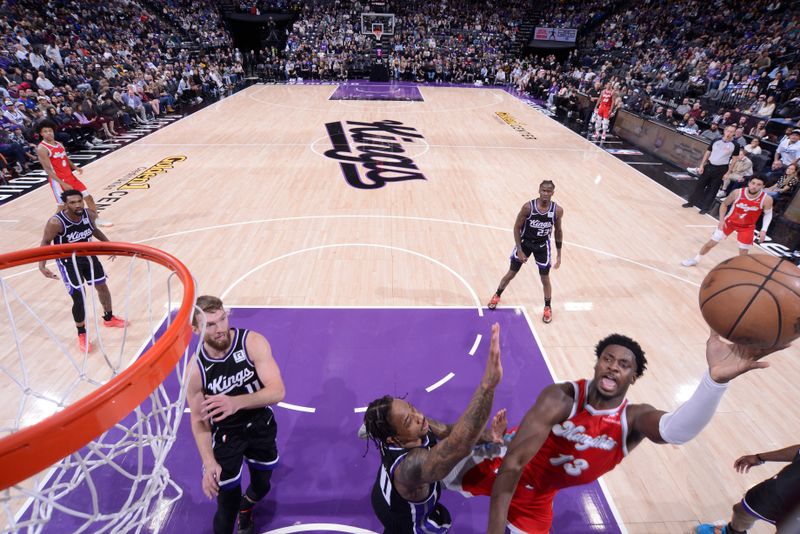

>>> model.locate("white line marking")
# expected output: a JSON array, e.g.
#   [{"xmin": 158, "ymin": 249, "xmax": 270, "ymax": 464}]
[
  {"xmin": 277, "ymin": 402, "xmax": 316, "ymax": 413},
  {"xmin": 353, "ymin": 406, "xmax": 367, "ymax": 413},
  {"xmin": 0, "ymin": 220, "xmax": 19, "ymax": 223},
  {"xmin": 518, "ymin": 305, "xmax": 628, "ymax": 534},
  {"xmin": 685, "ymin": 224, "xmax": 717, "ymax": 228},
  {"xmin": 425, "ymin": 372, "xmax": 455, "ymax": 392},
  {"xmin": 468, "ymin": 333, "xmax": 482, "ymax": 356},
  {"xmin": 219, "ymin": 243, "xmax": 484, "ymax": 317},
  {"xmin": 4, "ymin": 214, "xmax": 703, "ymax": 289},
  {"xmin": 625, "ymin": 161, "xmax": 663, "ymax": 166}
]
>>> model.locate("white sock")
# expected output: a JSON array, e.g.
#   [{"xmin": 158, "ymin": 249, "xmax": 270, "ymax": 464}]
[{"xmin": 694, "ymin": 254, "xmax": 702, "ymax": 263}]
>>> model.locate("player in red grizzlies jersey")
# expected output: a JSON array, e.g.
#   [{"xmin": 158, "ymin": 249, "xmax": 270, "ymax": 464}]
[
  {"xmin": 593, "ymin": 82, "xmax": 616, "ymax": 141},
  {"xmin": 681, "ymin": 176, "xmax": 772, "ymax": 267},
  {"xmin": 36, "ymin": 120, "xmax": 112, "ymax": 227},
  {"xmin": 441, "ymin": 332, "xmax": 784, "ymax": 533}
]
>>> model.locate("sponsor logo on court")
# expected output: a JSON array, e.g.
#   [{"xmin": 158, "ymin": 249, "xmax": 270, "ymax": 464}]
[
  {"xmin": 323, "ymin": 120, "xmax": 427, "ymax": 189},
  {"xmin": 95, "ymin": 156, "xmax": 187, "ymax": 211},
  {"xmin": 495, "ymin": 112, "xmax": 537, "ymax": 140}
]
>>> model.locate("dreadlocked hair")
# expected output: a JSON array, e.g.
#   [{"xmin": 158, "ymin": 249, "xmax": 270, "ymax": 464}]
[{"xmin": 363, "ymin": 395, "xmax": 396, "ymax": 454}]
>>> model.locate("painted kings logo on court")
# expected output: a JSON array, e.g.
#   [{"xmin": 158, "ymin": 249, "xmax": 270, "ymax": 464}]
[{"xmin": 323, "ymin": 120, "xmax": 427, "ymax": 190}]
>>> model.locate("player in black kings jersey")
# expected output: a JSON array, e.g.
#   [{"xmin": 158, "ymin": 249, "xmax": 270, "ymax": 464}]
[
  {"xmin": 363, "ymin": 323, "xmax": 506, "ymax": 533},
  {"xmin": 488, "ymin": 180, "xmax": 564, "ymax": 323},
  {"xmin": 38, "ymin": 189, "xmax": 128, "ymax": 353},
  {"xmin": 187, "ymin": 295, "xmax": 285, "ymax": 534},
  {"xmin": 696, "ymin": 442, "xmax": 800, "ymax": 534}
]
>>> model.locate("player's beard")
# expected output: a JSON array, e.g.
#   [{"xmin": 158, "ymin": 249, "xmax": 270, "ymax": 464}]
[{"xmin": 205, "ymin": 330, "xmax": 232, "ymax": 352}]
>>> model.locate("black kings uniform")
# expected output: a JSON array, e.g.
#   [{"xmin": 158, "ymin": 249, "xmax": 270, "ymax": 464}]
[
  {"xmin": 197, "ymin": 328, "xmax": 279, "ymax": 489},
  {"xmin": 371, "ymin": 431, "xmax": 452, "ymax": 533},
  {"xmin": 52, "ymin": 210, "xmax": 105, "ymax": 294},
  {"xmin": 510, "ymin": 199, "xmax": 558, "ymax": 275},
  {"xmin": 742, "ymin": 450, "xmax": 800, "ymax": 530}
]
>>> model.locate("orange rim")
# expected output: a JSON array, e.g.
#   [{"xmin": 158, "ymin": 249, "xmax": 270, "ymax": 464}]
[{"xmin": 0, "ymin": 242, "xmax": 195, "ymax": 490}]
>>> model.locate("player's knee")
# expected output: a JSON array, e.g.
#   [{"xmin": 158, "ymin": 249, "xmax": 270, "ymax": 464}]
[{"xmin": 247, "ymin": 469, "xmax": 273, "ymax": 501}]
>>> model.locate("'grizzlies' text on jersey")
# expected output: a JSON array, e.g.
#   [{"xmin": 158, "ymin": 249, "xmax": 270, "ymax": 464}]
[
  {"xmin": 371, "ymin": 431, "xmax": 452, "ymax": 533},
  {"xmin": 197, "ymin": 328, "xmax": 272, "ymax": 429},
  {"xmin": 520, "ymin": 199, "xmax": 557, "ymax": 243}
]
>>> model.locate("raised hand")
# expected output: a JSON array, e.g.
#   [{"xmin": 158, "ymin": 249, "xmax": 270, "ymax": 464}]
[
  {"xmin": 705, "ymin": 332, "xmax": 787, "ymax": 383},
  {"xmin": 489, "ymin": 408, "xmax": 508, "ymax": 443},
  {"xmin": 481, "ymin": 323, "xmax": 503, "ymax": 389}
]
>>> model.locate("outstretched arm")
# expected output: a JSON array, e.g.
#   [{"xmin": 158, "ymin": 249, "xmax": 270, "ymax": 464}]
[
  {"xmin": 488, "ymin": 383, "xmax": 573, "ymax": 534},
  {"xmin": 627, "ymin": 333, "xmax": 785, "ymax": 448},
  {"xmin": 394, "ymin": 323, "xmax": 503, "ymax": 498},
  {"xmin": 734, "ymin": 443, "xmax": 800, "ymax": 473}
]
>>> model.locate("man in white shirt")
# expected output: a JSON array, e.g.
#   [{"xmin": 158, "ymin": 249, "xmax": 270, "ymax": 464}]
[{"xmin": 769, "ymin": 129, "xmax": 800, "ymax": 179}]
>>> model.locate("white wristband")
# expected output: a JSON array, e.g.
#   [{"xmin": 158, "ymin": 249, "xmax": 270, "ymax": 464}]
[{"xmin": 658, "ymin": 370, "xmax": 728, "ymax": 445}]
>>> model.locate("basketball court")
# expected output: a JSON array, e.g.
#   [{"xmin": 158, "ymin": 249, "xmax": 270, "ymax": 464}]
[{"xmin": 1, "ymin": 83, "xmax": 797, "ymax": 533}]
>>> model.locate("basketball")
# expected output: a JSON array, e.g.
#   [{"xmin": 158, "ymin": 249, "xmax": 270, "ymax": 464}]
[{"xmin": 699, "ymin": 254, "xmax": 800, "ymax": 348}]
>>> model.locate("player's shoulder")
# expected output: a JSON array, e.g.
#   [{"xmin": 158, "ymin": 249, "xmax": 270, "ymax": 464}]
[{"xmin": 537, "ymin": 381, "xmax": 575, "ymax": 409}]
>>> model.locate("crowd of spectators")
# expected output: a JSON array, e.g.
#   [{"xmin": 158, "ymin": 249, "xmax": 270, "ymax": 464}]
[{"xmin": 0, "ymin": 0, "xmax": 244, "ymax": 179}]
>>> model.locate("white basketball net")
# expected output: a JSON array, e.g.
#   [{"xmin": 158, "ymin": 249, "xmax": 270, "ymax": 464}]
[{"xmin": 0, "ymin": 252, "xmax": 200, "ymax": 533}]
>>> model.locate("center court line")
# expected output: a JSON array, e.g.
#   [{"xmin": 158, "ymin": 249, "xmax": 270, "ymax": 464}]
[
  {"xmin": 265, "ymin": 524, "xmax": 379, "ymax": 534},
  {"xmin": 425, "ymin": 372, "xmax": 455, "ymax": 392}
]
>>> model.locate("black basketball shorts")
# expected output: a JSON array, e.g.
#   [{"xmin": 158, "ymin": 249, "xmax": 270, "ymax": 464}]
[
  {"xmin": 57, "ymin": 256, "xmax": 106, "ymax": 295},
  {"xmin": 213, "ymin": 408, "xmax": 279, "ymax": 491},
  {"xmin": 509, "ymin": 240, "xmax": 551, "ymax": 275},
  {"xmin": 741, "ymin": 455, "xmax": 800, "ymax": 529}
]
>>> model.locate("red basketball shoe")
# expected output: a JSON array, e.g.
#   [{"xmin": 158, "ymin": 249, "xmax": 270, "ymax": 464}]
[
  {"xmin": 542, "ymin": 306, "xmax": 552, "ymax": 323},
  {"xmin": 103, "ymin": 316, "xmax": 129, "ymax": 328},
  {"xmin": 488, "ymin": 294, "xmax": 501, "ymax": 310},
  {"xmin": 78, "ymin": 333, "xmax": 91, "ymax": 352}
]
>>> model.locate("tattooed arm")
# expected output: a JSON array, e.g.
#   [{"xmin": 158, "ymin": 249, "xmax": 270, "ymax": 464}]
[{"xmin": 393, "ymin": 323, "xmax": 503, "ymax": 502}]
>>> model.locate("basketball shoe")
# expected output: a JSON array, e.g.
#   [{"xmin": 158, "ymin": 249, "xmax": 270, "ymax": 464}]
[
  {"xmin": 488, "ymin": 294, "xmax": 501, "ymax": 310},
  {"xmin": 237, "ymin": 506, "xmax": 254, "ymax": 534},
  {"xmin": 543, "ymin": 306, "xmax": 552, "ymax": 323},
  {"xmin": 681, "ymin": 258, "xmax": 698, "ymax": 267},
  {"xmin": 694, "ymin": 523, "xmax": 730, "ymax": 534},
  {"xmin": 78, "ymin": 333, "xmax": 91, "ymax": 352},
  {"xmin": 95, "ymin": 219, "xmax": 114, "ymax": 227},
  {"xmin": 103, "ymin": 316, "xmax": 129, "ymax": 328}
]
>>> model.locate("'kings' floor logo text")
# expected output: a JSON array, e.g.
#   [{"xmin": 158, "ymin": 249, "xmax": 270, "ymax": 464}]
[{"xmin": 324, "ymin": 120, "xmax": 427, "ymax": 190}]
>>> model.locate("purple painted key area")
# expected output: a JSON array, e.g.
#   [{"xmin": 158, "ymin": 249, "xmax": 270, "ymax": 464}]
[
  {"xmin": 329, "ymin": 83, "xmax": 424, "ymax": 101},
  {"xmin": 42, "ymin": 307, "xmax": 623, "ymax": 533}
]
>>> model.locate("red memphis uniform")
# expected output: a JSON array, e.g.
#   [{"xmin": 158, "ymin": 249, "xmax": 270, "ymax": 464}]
[
  {"xmin": 458, "ymin": 379, "xmax": 628, "ymax": 533},
  {"xmin": 39, "ymin": 141, "xmax": 87, "ymax": 201},
  {"xmin": 720, "ymin": 189, "xmax": 767, "ymax": 246},
  {"xmin": 596, "ymin": 89, "xmax": 615, "ymax": 119}
]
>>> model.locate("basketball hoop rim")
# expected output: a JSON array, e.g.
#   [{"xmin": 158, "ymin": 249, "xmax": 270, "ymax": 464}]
[{"xmin": 0, "ymin": 242, "xmax": 195, "ymax": 490}]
